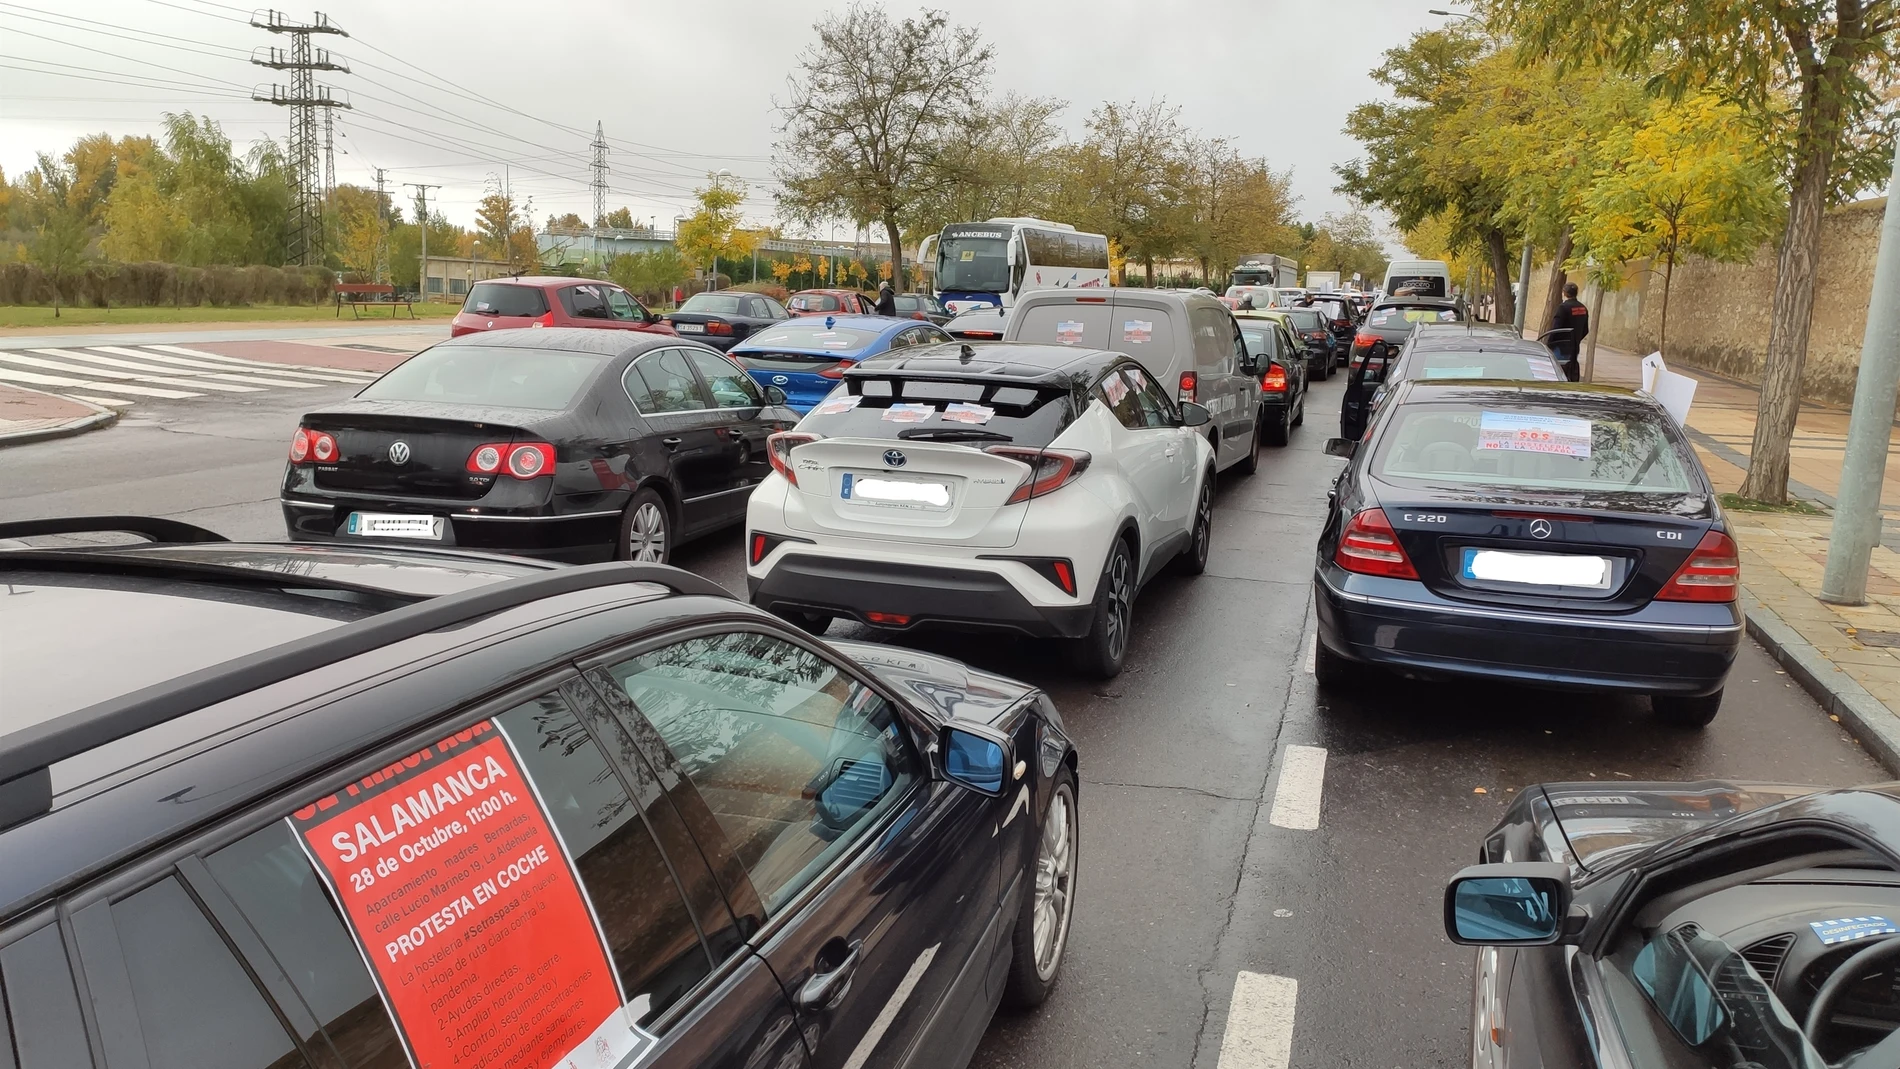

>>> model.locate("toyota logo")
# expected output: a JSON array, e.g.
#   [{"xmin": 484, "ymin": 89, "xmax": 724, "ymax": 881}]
[
  {"xmin": 1528, "ymin": 518, "xmax": 1553, "ymax": 539},
  {"xmin": 883, "ymin": 449, "xmax": 907, "ymax": 468},
  {"xmin": 771, "ymin": 374, "xmax": 789, "ymax": 385},
  {"xmin": 388, "ymin": 441, "xmax": 411, "ymax": 465}
]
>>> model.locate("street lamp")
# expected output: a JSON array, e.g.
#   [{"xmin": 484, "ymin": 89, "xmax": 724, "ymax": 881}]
[
  {"xmin": 1428, "ymin": 8, "xmax": 1480, "ymax": 19},
  {"xmin": 469, "ymin": 240, "xmax": 480, "ymax": 296}
]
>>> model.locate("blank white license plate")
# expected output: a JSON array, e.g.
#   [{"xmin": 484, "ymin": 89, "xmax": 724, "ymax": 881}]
[
  {"xmin": 675, "ymin": 323, "xmax": 706, "ymax": 332},
  {"xmin": 346, "ymin": 512, "xmax": 444, "ymax": 539},
  {"xmin": 841, "ymin": 473, "xmax": 952, "ymax": 510},
  {"xmin": 1462, "ymin": 548, "xmax": 1610, "ymax": 589}
]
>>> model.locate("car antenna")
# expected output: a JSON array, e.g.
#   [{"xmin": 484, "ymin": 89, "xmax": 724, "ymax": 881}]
[
  {"xmin": 960, "ymin": 343, "xmax": 975, "ymax": 362},
  {"xmin": 825, "ymin": 315, "xmax": 835, "ymax": 329}
]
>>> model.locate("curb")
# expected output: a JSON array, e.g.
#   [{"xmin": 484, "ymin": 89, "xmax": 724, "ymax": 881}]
[
  {"xmin": 1742, "ymin": 588, "xmax": 1900, "ymax": 776},
  {"xmin": 0, "ymin": 392, "xmax": 116, "ymax": 448}
]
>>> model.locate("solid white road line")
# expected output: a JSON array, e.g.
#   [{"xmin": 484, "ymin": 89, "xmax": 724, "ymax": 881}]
[
  {"xmin": 1217, "ymin": 971, "xmax": 1298, "ymax": 1069},
  {"xmin": 1, "ymin": 353, "xmax": 143, "ymax": 379},
  {"xmin": 0, "ymin": 367, "xmax": 199, "ymax": 398},
  {"xmin": 22, "ymin": 350, "xmax": 263, "ymax": 392},
  {"xmin": 1268, "ymin": 745, "xmax": 1327, "ymax": 831},
  {"xmin": 841, "ymin": 943, "xmax": 939, "ymax": 1069},
  {"xmin": 1304, "ymin": 635, "xmax": 1316, "ymax": 674},
  {"xmin": 88, "ymin": 346, "xmax": 372, "ymax": 384},
  {"xmin": 36, "ymin": 348, "xmax": 324, "ymax": 390}
]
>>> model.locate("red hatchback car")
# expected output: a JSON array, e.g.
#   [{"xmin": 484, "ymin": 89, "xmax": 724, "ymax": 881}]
[
  {"xmin": 786, "ymin": 288, "xmax": 877, "ymax": 316},
  {"xmin": 450, "ymin": 277, "xmax": 677, "ymax": 338}
]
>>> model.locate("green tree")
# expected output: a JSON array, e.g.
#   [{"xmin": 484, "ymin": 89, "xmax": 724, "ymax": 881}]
[
  {"xmin": 30, "ymin": 205, "xmax": 89, "ymax": 318},
  {"xmin": 775, "ymin": 4, "xmax": 995, "ymax": 288},
  {"xmin": 1482, "ymin": 0, "xmax": 1900, "ymax": 502},
  {"xmin": 1063, "ymin": 99, "xmax": 1191, "ymax": 282},
  {"xmin": 675, "ymin": 176, "xmax": 756, "ymax": 274},
  {"xmin": 606, "ymin": 247, "xmax": 690, "ymax": 302},
  {"xmin": 603, "ymin": 207, "xmax": 636, "ymax": 229}
]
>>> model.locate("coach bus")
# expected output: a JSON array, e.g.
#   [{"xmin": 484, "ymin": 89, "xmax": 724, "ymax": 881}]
[{"xmin": 919, "ymin": 218, "xmax": 1111, "ymax": 314}]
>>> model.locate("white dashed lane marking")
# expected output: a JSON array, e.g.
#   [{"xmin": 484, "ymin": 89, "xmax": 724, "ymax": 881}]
[
  {"xmin": 1217, "ymin": 971, "xmax": 1298, "ymax": 1069},
  {"xmin": 0, "ymin": 342, "xmax": 378, "ymax": 410},
  {"xmin": 1267, "ymin": 745, "xmax": 1327, "ymax": 831}
]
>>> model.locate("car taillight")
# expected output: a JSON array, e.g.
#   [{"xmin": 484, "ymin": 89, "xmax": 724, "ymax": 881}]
[
  {"xmin": 1308, "ymin": 332, "xmax": 1327, "ymax": 342},
  {"xmin": 1334, "ymin": 318, "xmax": 1351, "ymax": 329},
  {"xmin": 289, "ymin": 426, "xmax": 311, "ymax": 462},
  {"xmin": 959, "ymin": 330, "xmax": 999, "ymax": 338},
  {"xmin": 1178, "ymin": 371, "xmax": 1197, "ymax": 403},
  {"xmin": 533, "ymin": 311, "xmax": 554, "ymax": 327},
  {"xmin": 466, "ymin": 442, "xmax": 555, "ymax": 479},
  {"xmin": 1261, "ymin": 365, "xmax": 1287, "ymax": 393},
  {"xmin": 1656, "ymin": 530, "xmax": 1740, "ymax": 602},
  {"xmin": 986, "ymin": 447, "xmax": 1092, "ymax": 504},
  {"xmin": 706, "ymin": 321, "xmax": 734, "ymax": 335},
  {"xmin": 768, "ymin": 431, "xmax": 819, "ymax": 486},
  {"xmin": 1334, "ymin": 508, "xmax": 1419, "ymax": 579},
  {"xmin": 290, "ymin": 426, "xmax": 337, "ymax": 463},
  {"xmin": 1354, "ymin": 332, "xmax": 1380, "ymax": 349},
  {"xmin": 818, "ymin": 363, "xmax": 848, "ymax": 379}
]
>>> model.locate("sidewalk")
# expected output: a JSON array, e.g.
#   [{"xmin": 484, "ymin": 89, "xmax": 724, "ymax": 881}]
[
  {"xmin": 1589, "ymin": 344, "xmax": 1900, "ymax": 770},
  {"xmin": 0, "ymin": 383, "xmax": 115, "ymax": 445}
]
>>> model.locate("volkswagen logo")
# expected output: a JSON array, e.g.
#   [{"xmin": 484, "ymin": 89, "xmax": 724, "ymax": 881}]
[
  {"xmin": 883, "ymin": 449, "xmax": 907, "ymax": 468},
  {"xmin": 1528, "ymin": 518, "xmax": 1553, "ymax": 539},
  {"xmin": 771, "ymin": 374, "xmax": 789, "ymax": 385},
  {"xmin": 388, "ymin": 441, "xmax": 411, "ymax": 465}
]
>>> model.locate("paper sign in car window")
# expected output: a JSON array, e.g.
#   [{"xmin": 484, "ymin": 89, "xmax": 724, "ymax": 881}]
[
  {"xmin": 1423, "ymin": 367, "xmax": 1487, "ymax": 379},
  {"xmin": 881, "ymin": 403, "xmax": 936, "ymax": 423},
  {"xmin": 1055, "ymin": 321, "xmax": 1086, "ymax": 345},
  {"xmin": 288, "ymin": 720, "xmax": 652, "ymax": 1069},
  {"xmin": 813, "ymin": 394, "xmax": 862, "ymax": 416},
  {"xmin": 960, "ymin": 250, "xmax": 975, "ymax": 261},
  {"xmin": 1122, "ymin": 320, "xmax": 1153, "ymax": 343},
  {"xmin": 1811, "ymin": 916, "xmax": 1900, "ymax": 945},
  {"xmin": 941, "ymin": 402, "xmax": 995, "ymax": 425},
  {"xmin": 1476, "ymin": 411, "xmax": 1593, "ymax": 458},
  {"xmin": 1101, "ymin": 373, "xmax": 1129, "ymax": 405}
]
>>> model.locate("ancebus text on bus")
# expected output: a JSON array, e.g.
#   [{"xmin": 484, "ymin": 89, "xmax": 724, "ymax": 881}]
[{"xmin": 920, "ymin": 218, "xmax": 1111, "ymax": 315}]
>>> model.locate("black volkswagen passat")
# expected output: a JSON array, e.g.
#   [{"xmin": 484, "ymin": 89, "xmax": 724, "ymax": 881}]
[
  {"xmin": 282, "ymin": 329, "xmax": 796, "ymax": 563},
  {"xmin": 1313, "ymin": 381, "xmax": 1742, "ymax": 726}
]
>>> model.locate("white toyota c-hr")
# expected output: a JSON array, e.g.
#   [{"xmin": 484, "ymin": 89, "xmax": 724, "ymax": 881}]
[{"xmin": 745, "ymin": 342, "xmax": 1217, "ymax": 677}]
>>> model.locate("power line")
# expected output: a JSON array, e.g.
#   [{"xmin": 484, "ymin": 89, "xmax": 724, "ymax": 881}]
[{"xmin": 251, "ymin": 8, "xmax": 348, "ymax": 266}]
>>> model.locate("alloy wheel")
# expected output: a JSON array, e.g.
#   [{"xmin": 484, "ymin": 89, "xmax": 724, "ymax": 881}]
[
  {"xmin": 1194, "ymin": 482, "xmax": 1213, "ymax": 561},
  {"xmin": 1033, "ymin": 784, "xmax": 1077, "ymax": 980},
  {"xmin": 1104, "ymin": 549, "xmax": 1132, "ymax": 662},
  {"xmin": 628, "ymin": 502, "xmax": 667, "ymax": 562}
]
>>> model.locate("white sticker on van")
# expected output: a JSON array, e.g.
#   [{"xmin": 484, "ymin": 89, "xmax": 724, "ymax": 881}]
[
  {"xmin": 1123, "ymin": 320, "xmax": 1152, "ymax": 343},
  {"xmin": 814, "ymin": 394, "xmax": 861, "ymax": 415},
  {"xmin": 882, "ymin": 403, "xmax": 937, "ymax": 423},
  {"xmin": 1056, "ymin": 320, "xmax": 1086, "ymax": 345}
]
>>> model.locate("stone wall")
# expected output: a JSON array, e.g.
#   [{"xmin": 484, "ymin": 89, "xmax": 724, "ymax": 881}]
[{"xmin": 1554, "ymin": 198, "xmax": 1885, "ymax": 407}]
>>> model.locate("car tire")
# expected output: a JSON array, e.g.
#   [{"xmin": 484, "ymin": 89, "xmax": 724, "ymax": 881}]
[
  {"xmin": 1174, "ymin": 473, "xmax": 1213, "ymax": 576},
  {"xmin": 777, "ymin": 610, "xmax": 832, "ymax": 636},
  {"xmin": 1293, "ymin": 393, "xmax": 1306, "ymax": 428},
  {"xmin": 1071, "ymin": 538, "xmax": 1135, "ymax": 679},
  {"xmin": 1321, "ymin": 358, "xmax": 1335, "ymax": 380},
  {"xmin": 616, "ymin": 488, "xmax": 671, "ymax": 564},
  {"xmin": 1002, "ymin": 766, "xmax": 1078, "ymax": 1011},
  {"xmin": 1237, "ymin": 419, "xmax": 1262, "ymax": 477},
  {"xmin": 1313, "ymin": 637, "xmax": 1350, "ymax": 689},
  {"xmin": 1263, "ymin": 407, "xmax": 1290, "ymax": 447},
  {"xmin": 1653, "ymin": 690, "xmax": 1722, "ymax": 728}
]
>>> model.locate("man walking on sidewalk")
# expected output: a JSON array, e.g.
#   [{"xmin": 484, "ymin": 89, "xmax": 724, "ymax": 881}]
[{"xmin": 1553, "ymin": 282, "xmax": 1590, "ymax": 381}]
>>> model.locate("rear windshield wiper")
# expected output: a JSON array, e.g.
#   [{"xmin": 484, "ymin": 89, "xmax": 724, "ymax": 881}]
[{"xmin": 897, "ymin": 428, "xmax": 1012, "ymax": 442}]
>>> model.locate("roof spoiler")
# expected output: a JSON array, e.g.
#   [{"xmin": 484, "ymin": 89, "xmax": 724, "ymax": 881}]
[{"xmin": 0, "ymin": 517, "xmax": 229, "ymax": 544}]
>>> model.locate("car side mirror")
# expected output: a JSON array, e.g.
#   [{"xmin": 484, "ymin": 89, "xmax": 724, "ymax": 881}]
[
  {"xmin": 1239, "ymin": 353, "xmax": 1259, "ymax": 375},
  {"xmin": 1179, "ymin": 401, "xmax": 1211, "ymax": 428},
  {"xmin": 938, "ymin": 724, "xmax": 1014, "ymax": 797},
  {"xmin": 764, "ymin": 384, "xmax": 788, "ymax": 406},
  {"xmin": 644, "ymin": 309, "xmax": 659, "ymax": 323},
  {"xmin": 1444, "ymin": 862, "xmax": 1573, "ymax": 946},
  {"xmin": 1323, "ymin": 437, "xmax": 1357, "ymax": 459}
]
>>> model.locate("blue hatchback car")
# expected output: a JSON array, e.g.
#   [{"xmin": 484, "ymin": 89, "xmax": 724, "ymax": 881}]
[{"xmin": 730, "ymin": 315, "xmax": 952, "ymax": 412}]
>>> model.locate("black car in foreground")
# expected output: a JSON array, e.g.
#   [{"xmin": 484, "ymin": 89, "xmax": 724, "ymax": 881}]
[
  {"xmin": 1342, "ymin": 296, "xmax": 1468, "ymax": 439},
  {"xmin": 666, "ymin": 290, "xmax": 792, "ymax": 350},
  {"xmin": 1236, "ymin": 314, "xmax": 1309, "ymax": 446},
  {"xmin": 0, "ymin": 519, "xmax": 1078, "ymax": 1069},
  {"xmin": 1315, "ymin": 381, "xmax": 1741, "ymax": 726},
  {"xmin": 1447, "ymin": 780, "xmax": 1900, "ymax": 1069},
  {"xmin": 282, "ymin": 329, "xmax": 796, "ymax": 564}
]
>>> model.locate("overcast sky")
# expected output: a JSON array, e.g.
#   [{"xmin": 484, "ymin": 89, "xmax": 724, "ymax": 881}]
[{"xmin": 0, "ymin": 0, "xmax": 1457, "ymax": 241}]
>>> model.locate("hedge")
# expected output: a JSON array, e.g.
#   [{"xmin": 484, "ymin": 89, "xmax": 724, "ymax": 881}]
[{"xmin": 0, "ymin": 262, "xmax": 334, "ymax": 307}]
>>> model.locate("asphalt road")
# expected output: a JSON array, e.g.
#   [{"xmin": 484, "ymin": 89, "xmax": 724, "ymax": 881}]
[{"xmin": 0, "ymin": 363, "xmax": 1884, "ymax": 1069}]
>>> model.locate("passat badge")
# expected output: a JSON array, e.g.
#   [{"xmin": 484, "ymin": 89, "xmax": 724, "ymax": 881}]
[
  {"xmin": 1528, "ymin": 518, "xmax": 1552, "ymax": 539},
  {"xmin": 883, "ymin": 449, "xmax": 907, "ymax": 468},
  {"xmin": 388, "ymin": 441, "xmax": 411, "ymax": 464}
]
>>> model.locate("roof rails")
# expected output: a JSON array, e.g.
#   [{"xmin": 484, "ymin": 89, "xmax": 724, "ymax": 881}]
[
  {"xmin": 0, "ymin": 516, "xmax": 229, "ymax": 544},
  {"xmin": 0, "ymin": 560, "xmax": 733, "ymax": 832}
]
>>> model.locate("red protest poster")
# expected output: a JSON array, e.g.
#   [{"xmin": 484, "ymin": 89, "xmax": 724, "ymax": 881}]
[{"xmin": 289, "ymin": 719, "xmax": 649, "ymax": 1069}]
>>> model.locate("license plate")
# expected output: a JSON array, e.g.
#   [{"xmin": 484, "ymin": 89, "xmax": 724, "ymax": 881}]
[
  {"xmin": 346, "ymin": 512, "xmax": 444, "ymax": 539},
  {"xmin": 676, "ymin": 323, "xmax": 706, "ymax": 333},
  {"xmin": 840, "ymin": 472, "xmax": 952, "ymax": 511},
  {"xmin": 1461, "ymin": 548, "xmax": 1611, "ymax": 589}
]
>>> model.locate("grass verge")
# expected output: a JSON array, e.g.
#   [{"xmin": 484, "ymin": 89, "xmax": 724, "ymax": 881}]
[{"xmin": 0, "ymin": 303, "xmax": 460, "ymax": 328}]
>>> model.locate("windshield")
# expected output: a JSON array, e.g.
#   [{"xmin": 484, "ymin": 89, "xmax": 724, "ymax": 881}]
[
  {"xmin": 937, "ymin": 233, "xmax": 1010, "ymax": 293},
  {"xmin": 788, "ymin": 293, "xmax": 842, "ymax": 312},
  {"xmin": 798, "ymin": 377, "xmax": 1083, "ymax": 447},
  {"xmin": 743, "ymin": 320, "xmax": 879, "ymax": 352},
  {"xmin": 679, "ymin": 293, "xmax": 745, "ymax": 315},
  {"xmin": 361, "ymin": 345, "xmax": 603, "ymax": 410},
  {"xmin": 1374, "ymin": 402, "xmax": 1695, "ymax": 493},
  {"xmin": 1369, "ymin": 304, "xmax": 1463, "ymax": 328},
  {"xmin": 463, "ymin": 282, "xmax": 548, "ymax": 318},
  {"xmin": 1409, "ymin": 349, "xmax": 1564, "ymax": 382},
  {"xmin": 1285, "ymin": 310, "xmax": 1325, "ymax": 331},
  {"xmin": 1238, "ymin": 326, "xmax": 1279, "ymax": 360}
]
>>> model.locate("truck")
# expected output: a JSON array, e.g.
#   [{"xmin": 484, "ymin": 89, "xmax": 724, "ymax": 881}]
[
  {"xmin": 1230, "ymin": 253, "xmax": 1298, "ymax": 289},
  {"xmin": 1304, "ymin": 271, "xmax": 1340, "ymax": 292}
]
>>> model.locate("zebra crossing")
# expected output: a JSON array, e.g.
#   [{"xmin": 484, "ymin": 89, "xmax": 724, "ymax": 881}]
[{"xmin": 0, "ymin": 343, "xmax": 381, "ymax": 409}]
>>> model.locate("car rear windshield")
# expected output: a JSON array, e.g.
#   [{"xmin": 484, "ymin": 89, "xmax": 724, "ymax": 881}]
[
  {"xmin": 1284, "ymin": 310, "xmax": 1326, "ymax": 331},
  {"xmin": 744, "ymin": 320, "xmax": 876, "ymax": 352},
  {"xmin": 463, "ymin": 282, "xmax": 549, "ymax": 318},
  {"xmin": 1307, "ymin": 299, "xmax": 1351, "ymax": 320},
  {"xmin": 1408, "ymin": 349, "xmax": 1564, "ymax": 382},
  {"xmin": 1368, "ymin": 304, "xmax": 1462, "ymax": 328},
  {"xmin": 1011, "ymin": 302, "xmax": 1178, "ymax": 361},
  {"xmin": 1373, "ymin": 402, "xmax": 1695, "ymax": 493},
  {"xmin": 679, "ymin": 293, "xmax": 744, "ymax": 314},
  {"xmin": 798, "ymin": 376, "xmax": 1085, "ymax": 447},
  {"xmin": 359, "ymin": 345, "xmax": 604, "ymax": 409},
  {"xmin": 789, "ymin": 293, "xmax": 842, "ymax": 312}
]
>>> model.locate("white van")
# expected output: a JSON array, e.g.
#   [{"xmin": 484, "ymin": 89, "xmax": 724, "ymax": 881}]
[{"xmin": 1381, "ymin": 260, "xmax": 1452, "ymax": 299}]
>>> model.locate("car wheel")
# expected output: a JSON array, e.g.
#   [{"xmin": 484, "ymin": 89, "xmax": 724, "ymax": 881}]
[
  {"xmin": 777, "ymin": 610, "xmax": 832, "ymax": 636},
  {"xmin": 1313, "ymin": 637, "xmax": 1350, "ymax": 688},
  {"xmin": 1653, "ymin": 690, "xmax": 1722, "ymax": 728},
  {"xmin": 1263, "ymin": 407, "xmax": 1290, "ymax": 447},
  {"xmin": 1237, "ymin": 418, "xmax": 1261, "ymax": 477},
  {"xmin": 1321, "ymin": 358, "xmax": 1335, "ymax": 380},
  {"xmin": 1175, "ymin": 473, "xmax": 1213, "ymax": 576},
  {"xmin": 1003, "ymin": 767, "xmax": 1078, "ymax": 1011},
  {"xmin": 617, "ymin": 488, "xmax": 670, "ymax": 564},
  {"xmin": 1071, "ymin": 539, "xmax": 1135, "ymax": 678}
]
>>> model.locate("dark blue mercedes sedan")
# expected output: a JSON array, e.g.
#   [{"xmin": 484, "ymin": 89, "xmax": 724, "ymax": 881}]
[
  {"xmin": 1313, "ymin": 381, "xmax": 1742, "ymax": 727},
  {"xmin": 0, "ymin": 517, "xmax": 1079, "ymax": 1069}
]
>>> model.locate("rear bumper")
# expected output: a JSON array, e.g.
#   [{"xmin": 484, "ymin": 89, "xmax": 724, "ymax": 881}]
[
  {"xmin": 672, "ymin": 330, "xmax": 737, "ymax": 350},
  {"xmin": 1313, "ymin": 565, "xmax": 1742, "ymax": 695},
  {"xmin": 750, "ymin": 554, "xmax": 1096, "ymax": 638},
  {"xmin": 282, "ymin": 494, "xmax": 625, "ymax": 563}
]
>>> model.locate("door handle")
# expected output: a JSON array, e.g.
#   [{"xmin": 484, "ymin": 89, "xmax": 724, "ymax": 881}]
[
  {"xmin": 796, "ymin": 941, "xmax": 863, "ymax": 1009},
  {"xmin": 661, "ymin": 437, "xmax": 683, "ymax": 450}
]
